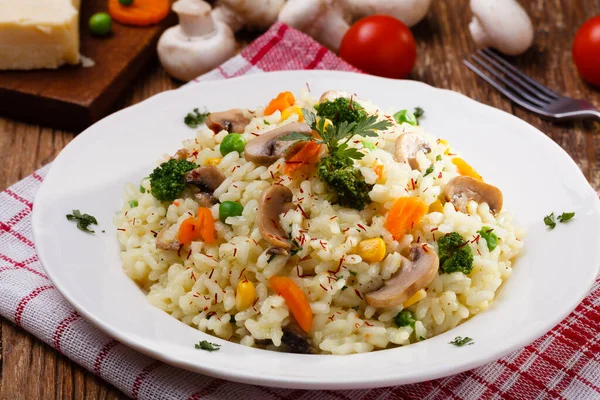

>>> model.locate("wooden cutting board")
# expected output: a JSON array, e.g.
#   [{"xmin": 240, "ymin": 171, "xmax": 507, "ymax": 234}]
[{"xmin": 0, "ymin": 0, "xmax": 176, "ymax": 132}]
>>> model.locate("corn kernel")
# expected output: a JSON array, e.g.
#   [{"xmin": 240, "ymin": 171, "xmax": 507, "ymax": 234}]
[
  {"xmin": 235, "ymin": 279, "xmax": 256, "ymax": 311},
  {"xmin": 357, "ymin": 238, "xmax": 386, "ymax": 263},
  {"xmin": 205, "ymin": 158, "xmax": 221, "ymax": 166},
  {"xmin": 428, "ymin": 199, "xmax": 444, "ymax": 213},
  {"xmin": 281, "ymin": 106, "xmax": 304, "ymax": 122},
  {"xmin": 403, "ymin": 289, "xmax": 427, "ymax": 308}
]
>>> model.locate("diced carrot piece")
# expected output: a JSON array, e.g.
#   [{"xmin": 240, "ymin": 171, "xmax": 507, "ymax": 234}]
[
  {"xmin": 385, "ymin": 197, "xmax": 428, "ymax": 241},
  {"xmin": 178, "ymin": 217, "xmax": 200, "ymax": 245},
  {"xmin": 452, "ymin": 158, "xmax": 483, "ymax": 181},
  {"xmin": 264, "ymin": 92, "xmax": 295, "ymax": 116},
  {"xmin": 108, "ymin": 0, "xmax": 169, "ymax": 26},
  {"xmin": 197, "ymin": 207, "xmax": 216, "ymax": 244},
  {"xmin": 284, "ymin": 141, "xmax": 322, "ymax": 175},
  {"xmin": 268, "ymin": 276, "xmax": 313, "ymax": 332}
]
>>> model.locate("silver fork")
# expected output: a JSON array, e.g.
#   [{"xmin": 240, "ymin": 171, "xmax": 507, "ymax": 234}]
[{"xmin": 464, "ymin": 48, "xmax": 600, "ymax": 121}]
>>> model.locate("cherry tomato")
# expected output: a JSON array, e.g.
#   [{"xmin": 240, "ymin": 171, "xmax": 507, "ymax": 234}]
[
  {"xmin": 572, "ymin": 16, "xmax": 600, "ymax": 86},
  {"xmin": 339, "ymin": 15, "xmax": 417, "ymax": 79}
]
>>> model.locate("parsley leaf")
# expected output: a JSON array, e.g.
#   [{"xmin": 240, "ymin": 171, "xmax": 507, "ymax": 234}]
[
  {"xmin": 557, "ymin": 212, "xmax": 575, "ymax": 223},
  {"xmin": 279, "ymin": 131, "xmax": 314, "ymax": 142},
  {"xmin": 436, "ymin": 155, "xmax": 442, "ymax": 161},
  {"xmin": 184, "ymin": 108, "xmax": 210, "ymax": 128},
  {"xmin": 414, "ymin": 107, "xmax": 425, "ymax": 119},
  {"xmin": 449, "ymin": 336, "xmax": 474, "ymax": 347},
  {"xmin": 290, "ymin": 239, "xmax": 302, "ymax": 256},
  {"xmin": 195, "ymin": 340, "xmax": 221, "ymax": 352},
  {"xmin": 423, "ymin": 165, "xmax": 434, "ymax": 177},
  {"xmin": 361, "ymin": 140, "xmax": 376, "ymax": 150},
  {"xmin": 66, "ymin": 210, "xmax": 98, "ymax": 234},
  {"xmin": 129, "ymin": 200, "xmax": 138, "ymax": 208},
  {"xmin": 544, "ymin": 213, "xmax": 556, "ymax": 230}
]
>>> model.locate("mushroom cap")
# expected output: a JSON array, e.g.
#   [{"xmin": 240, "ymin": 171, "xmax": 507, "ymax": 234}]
[
  {"xmin": 218, "ymin": 0, "xmax": 285, "ymax": 30},
  {"xmin": 156, "ymin": 225, "xmax": 182, "ymax": 251},
  {"xmin": 244, "ymin": 122, "xmax": 313, "ymax": 165},
  {"xmin": 184, "ymin": 166, "xmax": 226, "ymax": 193},
  {"xmin": 157, "ymin": 17, "xmax": 237, "ymax": 82},
  {"xmin": 395, "ymin": 132, "xmax": 431, "ymax": 170},
  {"xmin": 444, "ymin": 176, "xmax": 503, "ymax": 215},
  {"xmin": 346, "ymin": 0, "xmax": 432, "ymax": 27},
  {"xmin": 365, "ymin": 244, "xmax": 439, "ymax": 308},
  {"xmin": 278, "ymin": 0, "xmax": 327, "ymax": 30},
  {"xmin": 257, "ymin": 185, "xmax": 296, "ymax": 249},
  {"xmin": 318, "ymin": 90, "xmax": 355, "ymax": 104},
  {"xmin": 469, "ymin": 0, "xmax": 534, "ymax": 56},
  {"xmin": 206, "ymin": 109, "xmax": 250, "ymax": 134}
]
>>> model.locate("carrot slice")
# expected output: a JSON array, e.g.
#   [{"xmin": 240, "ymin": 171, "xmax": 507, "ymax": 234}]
[
  {"xmin": 284, "ymin": 141, "xmax": 321, "ymax": 175},
  {"xmin": 108, "ymin": 0, "xmax": 170, "ymax": 26},
  {"xmin": 197, "ymin": 207, "xmax": 216, "ymax": 244},
  {"xmin": 264, "ymin": 92, "xmax": 295, "ymax": 116},
  {"xmin": 268, "ymin": 276, "xmax": 313, "ymax": 332},
  {"xmin": 452, "ymin": 158, "xmax": 483, "ymax": 181},
  {"xmin": 178, "ymin": 217, "xmax": 200, "ymax": 245},
  {"xmin": 385, "ymin": 197, "xmax": 428, "ymax": 241}
]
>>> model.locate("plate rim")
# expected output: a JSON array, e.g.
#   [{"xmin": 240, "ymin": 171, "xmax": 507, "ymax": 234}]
[{"xmin": 32, "ymin": 70, "xmax": 600, "ymax": 389}]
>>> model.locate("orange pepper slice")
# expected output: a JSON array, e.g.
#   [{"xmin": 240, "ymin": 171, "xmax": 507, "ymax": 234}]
[
  {"xmin": 269, "ymin": 276, "xmax": 313, "ymax": 332},
  {"xmin": 264, "ymin": 92, "xmax": 295, "ymax": 116}
]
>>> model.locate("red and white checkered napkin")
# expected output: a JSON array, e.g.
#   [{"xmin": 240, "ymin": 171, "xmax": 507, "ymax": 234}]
[{"xmin": 1, "ymin": 23, "xmax": 599, "ymax": 400}]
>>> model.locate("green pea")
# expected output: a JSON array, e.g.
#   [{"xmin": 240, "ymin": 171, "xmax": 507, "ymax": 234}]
[
  {"xmin": 220, "ymin": 133, "xmax": 246, "ymax": 156},
  {"xmin": 219, "ymin": 201, "xmax": 244, "ymax": 223},
  {"xmin": 393, "ymin": 109, "xmax": 417, "ymax": 126},
  {"xmin": 478, "ymin": 226, "xmax": 498, "ymax": 252},
  {"xmin": 119, "ymin": 0, "xmax": 134, "ymax": 5},
  {"xmin": 89, "ymin": 13, "xmax": 112, "ymax": 36}
]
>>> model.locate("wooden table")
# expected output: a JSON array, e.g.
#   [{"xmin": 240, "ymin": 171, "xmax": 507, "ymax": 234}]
[{"xmin": 1, "ymin": 1, "xmax": 599, "ymax": 398}]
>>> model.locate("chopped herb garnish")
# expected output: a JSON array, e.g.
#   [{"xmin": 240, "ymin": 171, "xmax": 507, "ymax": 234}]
[
  {"xmin": 263, "ymin": 119, "xmax": 271, "ymax": 125},
  {"xmin": 394, "ymin": 310, "xmax": 416, "ymax": 328},
  {"xmin": 66, "ymin": 210, "xmax": 98, "ymax": 234},
  {"xmin": 184, "ymin": 108, "xmax": 210, "ymax": 128},
  {"xmin": 419, "ymin": 336, "xmax": 426, "ymax": 341},
  {"xmin": 129, "ymin": 199, "xmax": 138, "ymax": 208},
  {"xmin": 557, "ymin": 212, "xmax": 575, "ymax": 223},
  {"xmin": 140, "ymin": 185, "xmax": 146, "ymax": 193},
  {"xmin": 195, "ymin": 340, "xmax": 221, "ymax": 352},
  {"xmin": 413, "ymin": 107, "xmax": 425, "ymax": 121},
  {"xmin": 544, "ymin": 213, "xmax": 557, "ymax": 230},
  {"xmin": 290, "ymin": 238, "xmax": 302, "ymax": 256},
  {"xmin": 267, "ymin": 253, "xmax": 276, "ymax": 263},
  {"xmin": 449, "ymin": 336, "xmax": 474, "ymax": 347},
  {"xmin": 351, "ymin": 305, "xmax": 359, "ymax": 311},
  {"xmin": 361, "ymin": 140, "xmax": 376, "ymax": 150},
  {"xmin": 336, "ymin": 275, "xmax": 344, "ymax": 281},
  {"xmin": 423, "ymin": 165, "xmax": 434, "ymax": 177},
  {"xmin": 341, "ymin": 286, "xmax": 348, "ymax": 291},
  {"xmin": 436, "ymin": 155, "xmax": 442, "ymax": 161},
  {"xmin": 349, "ymin": 270, "xmax": 357, "ymax": 276}
]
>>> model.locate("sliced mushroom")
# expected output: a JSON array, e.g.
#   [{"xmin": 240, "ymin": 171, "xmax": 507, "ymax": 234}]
[
  {"xmin": 395, "ymin": 132, "xmax": 431, "ymax": 170},
  {"xmin": 365, "ymin": 244, "xmax": 439, "ymax": 308},
  {"xmin": 281, "ymin": 321, "xmax": 313, "ymax": 354},
  {"xmin": 444, "ymin": 176, "xmax": 503, "ymax": 215},
  {"xmin": 206, "ymin": 109, "xmax": 250, "ymax": 134},
  {"xmin": 183, "ymin": 166, "xmax": 226, "ymax": 206},
  {"xmin": 244, "ymin": 122, "xmax": 312, "ymax": 165},
  {"xmin": 257, "ymin": 185, "xmax": 296, "ymax": 249},
  {"xmin": 155, "ymin": 225, "xmax": 182, "ymax": 251},
  {"xmin": 266, "ymin": 246, "xmax": 289, "ymax": 257}
]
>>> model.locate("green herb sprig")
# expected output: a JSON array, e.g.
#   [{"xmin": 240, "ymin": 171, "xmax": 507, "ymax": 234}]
[
  {"xmin": 66, "ymin": 210, "xmax": 98, "ymax": 234},
  {"xmin": 184, "ymin": 108, "xmax": 210, "ymax": 128},
  {"xmin": 280, "ymin": 109, "xmax": 392, "ymax": 162},
  {"xmin": 449, "ymin": 336, "xmax": 474, "ymax": 347},
  {"xmin": 544, "ymin": 211, "xmax": 575, "ymax": 230},
  {"xmin": 195, "ymin": 340, "xmax": 221, "ymax": 352}
]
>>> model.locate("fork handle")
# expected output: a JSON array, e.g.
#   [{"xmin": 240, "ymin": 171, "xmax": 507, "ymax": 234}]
[{"xmin": 583, "ymin": 109, "xmax": 600, "ymax": 121}]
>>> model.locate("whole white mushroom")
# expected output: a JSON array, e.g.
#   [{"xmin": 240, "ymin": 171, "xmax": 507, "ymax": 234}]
[
  {"xmin": 278, "ymin": 0, "xmax": 351, "ymax": 52},
  {"xmin": 345, "ymin": 0, "xmax": 433, "ymax": 27},
  {"xmin": 157, "ymin": 0, "xmax": 237, "ymax": 81},
  {"xmin": 469, "ymin": 0, "xmax": 534, "ymax": 56},
  {"xmin": 213, "ymin": 0, "xmax": 286, "ymax": 32}
]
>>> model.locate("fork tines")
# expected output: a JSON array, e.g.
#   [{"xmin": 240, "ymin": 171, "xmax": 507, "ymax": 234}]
[{"xmin": 463, "ymin": 48, "xmax": 561, "ymax": 114}]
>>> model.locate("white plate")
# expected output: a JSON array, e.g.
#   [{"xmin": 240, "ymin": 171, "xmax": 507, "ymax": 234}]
[{"xmin": 32, "ymin": 71, "xmax": 600, "ymax": 390}]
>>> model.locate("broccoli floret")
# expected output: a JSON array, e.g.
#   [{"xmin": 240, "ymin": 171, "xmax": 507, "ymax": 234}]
[
  {"xmin": 149, "ymin": 159, "xmax": 197, "ymax": 201},
  {"xmin": 315, "ymin": 98, "xmax": 367, "ymax": 125},
  {"xmin": 437, "ymin": 232, "xmax": 474, "ymax": 275},
  {"xmin": 317, "ymin": 155, "xmax": 372, "ymax": 210},
  {"xmin": 394, "ymin": 310, "xmax": 416, "ymax": 328}
]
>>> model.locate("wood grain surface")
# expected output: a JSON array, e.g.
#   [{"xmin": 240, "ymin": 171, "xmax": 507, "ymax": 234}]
[
  {"xmin": 1, "ymin": 0, "xmax": 599, "ymax": 398},
  {"xmin": 0, "ymin": 0, "xmax": 176, "ymax": 132}
]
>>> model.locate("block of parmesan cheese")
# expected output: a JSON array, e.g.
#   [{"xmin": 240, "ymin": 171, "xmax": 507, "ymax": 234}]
[{"xmin": 0, "ymin": 0, "xmax": 81, "ymax": 70}]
